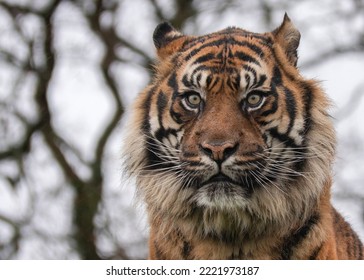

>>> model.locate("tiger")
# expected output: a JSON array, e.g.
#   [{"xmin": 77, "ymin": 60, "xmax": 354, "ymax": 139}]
[{"xmin": 122, "ymin": 14, "xmax": 364, "ymax": 259}]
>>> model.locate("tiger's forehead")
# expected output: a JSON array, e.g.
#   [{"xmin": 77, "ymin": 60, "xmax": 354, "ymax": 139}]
[
  {"xmin": 177, "ymin": 29, "xmax": 272, "ymax": 94},
  {"xmin": 181, "ymin": 27, "xmax": 272, "ymax": 60}
]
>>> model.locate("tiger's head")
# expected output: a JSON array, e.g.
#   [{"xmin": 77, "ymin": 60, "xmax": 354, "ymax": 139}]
[{"xmin": 123, "ymin": 14, "xmax": 335, "ymax": 238}]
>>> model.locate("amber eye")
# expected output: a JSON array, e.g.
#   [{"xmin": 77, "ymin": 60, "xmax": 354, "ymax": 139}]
[
  {"xmin": 246, "ymin": 92, "xmax": 264, "ymax": 108},
  {"xmin": 185, "ymin": 93, "xmax": 202, "ymax": 109}
]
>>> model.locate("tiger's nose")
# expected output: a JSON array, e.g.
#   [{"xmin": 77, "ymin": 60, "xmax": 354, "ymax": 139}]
[{"xmin": 200, "ymin": 141, "xmax": 239, "ymax": 164}]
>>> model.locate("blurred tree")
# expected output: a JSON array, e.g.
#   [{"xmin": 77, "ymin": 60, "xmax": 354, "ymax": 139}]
[{"xmin": 0, "ymin": 0, "xmax": 363, "ymax": 259}]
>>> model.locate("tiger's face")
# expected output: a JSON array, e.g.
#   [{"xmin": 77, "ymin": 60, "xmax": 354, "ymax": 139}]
[
  {"xmin": 124, "ymin": 16, "xmax": 334, "ymax": 222},
  {"xmin": 165, "ymin": 34, "xmax": 304, "ymax": 208}
]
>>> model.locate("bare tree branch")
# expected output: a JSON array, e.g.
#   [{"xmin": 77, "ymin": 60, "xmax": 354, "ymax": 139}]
[
  {"xmin": 300, "ymin": 46, "xmax": 364, "ymax": 69},
  {"xmin": 334, "ymin": 82, "xmax": 364, "ymax": 122},
  {"xmin": 150, "ymin": 0, "xmax": 166, "ymax": 22},
  {"xmin": 170, "ymin": 0, "xmax": 197, "ymax": 29}
]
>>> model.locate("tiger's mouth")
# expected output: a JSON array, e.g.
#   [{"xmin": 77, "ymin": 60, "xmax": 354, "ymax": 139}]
[
  {"xmin": 201, "ymin": 172, "xmax": 241, "ymax": 188},
  {"xmin": 194, "ymin": 172, "xmax": 253, "ymax": 208}
]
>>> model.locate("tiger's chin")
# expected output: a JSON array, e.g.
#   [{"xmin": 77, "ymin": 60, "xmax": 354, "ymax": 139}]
[{"xmin": 193, "ymin": 181, "xmax": 251, "ymax": 209}]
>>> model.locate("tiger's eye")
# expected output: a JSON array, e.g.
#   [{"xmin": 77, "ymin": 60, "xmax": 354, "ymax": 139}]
[
  {"xmin": 186, "ymin": 94, "xmax": 202, "ymax": 108},
  {"xmin": 246, "ymin": 93, "xmax": 263, "ymax": 107}
]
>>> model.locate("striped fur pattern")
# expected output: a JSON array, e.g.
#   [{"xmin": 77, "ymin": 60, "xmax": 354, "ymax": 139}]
[{"xmin": 122, "ymin": 14, "xmax": 364, "ymax": 259}]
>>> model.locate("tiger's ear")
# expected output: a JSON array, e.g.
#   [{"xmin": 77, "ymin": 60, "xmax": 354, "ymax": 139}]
[
  {"xmin": 272, "ymin": 13, "xmax": 301, "ymax": 66},
  {"xmin": 153, "ymin": 22, "xmax": 188, "ymax": 59}
]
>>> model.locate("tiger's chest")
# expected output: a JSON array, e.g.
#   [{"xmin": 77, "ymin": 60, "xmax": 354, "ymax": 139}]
[{"xmin": 150, "ymin": 225, "xmax": 283, "ymax": 260}]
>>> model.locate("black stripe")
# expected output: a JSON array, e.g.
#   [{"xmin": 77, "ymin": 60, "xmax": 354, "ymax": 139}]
[
  {"xmin": 168, "ymin": 72, "xmax": 178, "ymax": 91},
  {"xmin": 157, "ymin": 91, "xmax": 168, "ymax": 128},
  {"xmin": 145, "ymin": 139, "xmax": 178, "ymax": 171},
  {"xmin": 260, "ymin": 89, "xmax": 278, "ymax": 117},
  {"xmin": 185, "ymin": 39, "xmax": 224, "ymax": 61},
  {"xmin": 205, "ymin": 74, "xmax": 212, "ymax": 89},
  {"xmin": 244, "ymin": 73, "xmax": 251, "ymax": 90},
  {"xmin": 190, "ymin": 65, "xmax": 210, "ymax": 77},
  {"xmin": 182, "ymin": 241, "xmax": 192, "ymax": 259},
  {"xmin": 242, "ymin": 65, "xmax": 257, "ymax": 89},
  {"xmin": 155, "ymin": 127, "xmax": 178, "ymax": 142},
  {"xmin": 283, "ymin": 87, "xmax": 296, "ymax": 134},
  {"xmin": 195, "ymin": 72, "xmax": 202, "ymax": 87},
  {"xmin": 184, "ymin": 37, "xmax": 265, "ymax": 62},
  {"xmin": 271, "ymin": 44, "xmax": 299, "ymax": 83},
  {"xmin": 190, "ymin": 71, "xmax": 201, "ymax": 87},
  {"xmin": 258, "ymin": 119, "xmax": 273, "ymax": 126},
  {"xmin": 141, "ymin": 86, "xmax": 157, "ymax": 134},
  {"xmin": 253, "ymin": 74, "xmax": 267, "ymax": 89},
  {"xmin": 235, "ymin": 51, "xmax": 261, "ymax": 66},
  {"xmin": 272, "ymin": 65, "xmax": 282, "ymax": 86},
  {"xmin": 230, "ymin": 36, "xmax": 268, "ymax": 55},
  {"xmin": 301, "ymin": 82, "xmax": 313, "ymax": 136},
  {"xmin": 269, "ymin": 127, "xmax": 299, "ymax": 148},
  {"xmin": 145, "ymin": 112, "xmax": 182, "ymax": 170},
  {"xmin": 182, "ymin": 73, "xmax": 192, "ymax": 88},
  {"xmin": 258, "ymin": 66, "xmax": 281, "ymax": 117},
  {"xmin": 260, "ymin": 102, "xmax": 278, "ymax": 117},
  {"xmin": 233, "ymin": 74, "xmax": 241, "ymax": 91},
  {"xmin": 144, "ymin": 138, "xmax": 163, "ymax": 167},
  {"xmin": 170, "ymin": 108, "xmax": 183, "ymax": 124},
  {"xmin": 280, "ymin": 213, "xmax": 319, "ymax": 259},
  {"xmin": 169, "ymin": 74, "xmax": 185, "ymax": 124},
  {"xmin": 193, "ymin": 52, "xmax": 215, "ymax": 64},
  {"xmin": 190, "ymin": 64, "xmax": 238, "ymax": 76},
  {"xmin": 243, "ymin": 64, "xmax": 257, "ymax": 78}
]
